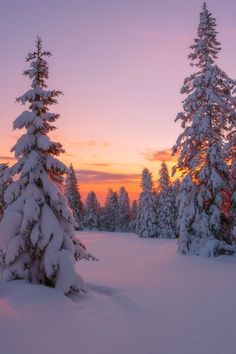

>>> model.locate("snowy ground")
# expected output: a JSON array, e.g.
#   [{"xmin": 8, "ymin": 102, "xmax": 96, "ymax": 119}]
[{"xmin": 0, "ymin": 231, "xmax": 236, "ymax": 354}]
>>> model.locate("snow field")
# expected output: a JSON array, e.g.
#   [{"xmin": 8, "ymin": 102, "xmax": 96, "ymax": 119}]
[{"xmin": 0, "ymin": 231, "xmax": 235, "ymax": 354}]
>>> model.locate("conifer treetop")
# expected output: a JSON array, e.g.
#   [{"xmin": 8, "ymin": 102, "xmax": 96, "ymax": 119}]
[
  {"xmin": 141, "ymin": 168, "xmax": 153, "ymax": 193},
  {"xmin": 14, "ymin": 36, "xmax": 63, "ymax": 138},
  {"xmin": 158, "ymin": 162, "xmax": 171, "ymax": 191},
  {"xmin": 136, "ymin": 168, "xmax": 157, "ymax": 238},
  {"xmin": 189, "ymin": 2, "xmax": 220, "ymax": 67},
  {"xmin": 25, "ymin": 36, "xmax": 51, "ymax": 87},
  {"xmin": 173, "ymin": 2, "xmax": 236, "ymax": 177},
  {"xmin": 6, "ymin": 37, "xmax": 67, "ymax": 184}
]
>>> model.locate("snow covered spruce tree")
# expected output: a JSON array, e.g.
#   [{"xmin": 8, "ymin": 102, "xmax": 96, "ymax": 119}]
[
  {"xmin": 66, "ymin": 164, "xmax": 84, "ymax": 230},
  {"xmin": 0, "ymin": 164, "xmax": 12, "ymax": 221},
  {"xmin": 117, "ymin": 186, "xmax": 131, "ymax": 232},
  {"xmin": 101, "ymin": 189, "xmax": 118, "ymax": 231},
  {"xmin": 173, "ymin": 3, "xmax": 236, "ymax": 256},
  {"xmin": 136, "ymin": 168, "xmax": 157, "ymax": 238},
  {"xmin": 0, "ymin": 37, "xmax": 94, "ymax": 294},
  {"xmin": 156, "ymin": 162, "xmax": 176, "ymax": 239},
  {"xmin": 84, "ymin": 191, "xmax": 101, "ymax": 230}
]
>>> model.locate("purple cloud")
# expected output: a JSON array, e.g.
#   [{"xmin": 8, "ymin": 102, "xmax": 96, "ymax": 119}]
[{"xmin": 76, "ymin": 169, "xmax": 140, "ymax": 183}]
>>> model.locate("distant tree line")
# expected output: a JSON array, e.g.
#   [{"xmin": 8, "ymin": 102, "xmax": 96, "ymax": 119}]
[
  {"xmin": 0, "ymin": 160, "xmax": 179, "ymax": 238},
  {"xmin": 62, "ymin": 162, "xmax": 179, "ymax": 238}
]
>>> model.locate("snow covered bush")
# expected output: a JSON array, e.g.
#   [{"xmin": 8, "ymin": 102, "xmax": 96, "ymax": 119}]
[
  {"xmin": 136, "ymin": 168, "xmax": 158, "ymax": 238},
  {"xmin": 0, "ymin": 37, "xmax": 94, "ymax": 294},
  {"xmin": 173, "ymin": 3, "xmax": 236, "ymax": 256},
  {"xmin": 66, "ymin": 164, "xmax": 84, "ymax": 230}
]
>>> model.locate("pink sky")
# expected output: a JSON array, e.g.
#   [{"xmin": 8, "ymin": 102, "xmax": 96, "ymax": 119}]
[{"xmin": 1, "ymin": 0, "xmax": 236, "ymax": 202}]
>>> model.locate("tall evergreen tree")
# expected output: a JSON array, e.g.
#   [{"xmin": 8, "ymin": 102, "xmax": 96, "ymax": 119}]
[
  {"xmin": 66, "ymin": 164, "xmax": 84, "ymax": 230},
  {"xmin": 117, "ymin": 186, "xmax": 131, "ymax": 232},
  {"xmin": 136, "ymin": 168, "xmax": 157, "ymax": 238},
  {"xmin": 173, "ymin": 3, "xmax": 236, "ymax": 256},
  {"xmin": 0, "ymin": 38, "xmax": 94, "ymax": 294},
  {"xmin": 157, "ymin": 162, "xmax": 171, "ymax": 192},
  {"xmin": 84, "ymin": 191, "xmax": 100, "ymax": 230},
  {"xmin": 101, "ymin": 189, "xmax": 118, "ymax": 231},
  {"xmin": 156, "ymin": 162, "xmax": 176, "ymax": 239},
  {"xmin": 0, "ymin": 163, "xmax": 12, "ymax": 221}
]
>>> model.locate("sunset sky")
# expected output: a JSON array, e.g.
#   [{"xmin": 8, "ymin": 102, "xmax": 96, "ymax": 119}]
[{"xmin": 1, "ymin": 0, "xmax": 236, "ymax": 203}]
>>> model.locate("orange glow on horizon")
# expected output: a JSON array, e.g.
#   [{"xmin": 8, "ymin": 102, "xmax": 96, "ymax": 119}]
[
  {"xmin": 0, "ymin": 151, "xmax": 179, "ymax": 205},
  {"xmin": 79, "ymin": 181, "xmax": 141, "ymax": 205}
]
